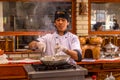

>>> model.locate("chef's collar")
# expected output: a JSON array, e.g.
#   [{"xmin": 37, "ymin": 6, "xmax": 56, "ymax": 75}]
[
  {"xmin": 56, "ymin": 30, "xmax": 68, "ymax": 35},
  {"xmin": 54, "ymin": 31, "xmax": 68, "ymax": 38}
]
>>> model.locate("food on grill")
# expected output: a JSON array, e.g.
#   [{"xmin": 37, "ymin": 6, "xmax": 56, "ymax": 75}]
[{"xmin": 41, "ymin": 56, "xmax": 56, "ymax": 61}]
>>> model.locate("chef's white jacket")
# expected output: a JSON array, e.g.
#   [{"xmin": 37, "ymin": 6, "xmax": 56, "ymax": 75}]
[{"xmin": 37, "ymin": 31, "xmax": 82, "ymax": 63}]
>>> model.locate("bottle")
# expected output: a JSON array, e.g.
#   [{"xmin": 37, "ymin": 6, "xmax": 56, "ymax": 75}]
[
  {"xmin": 104, "ymin": 75, "xmax": 110, "ymax": 80},
  {"xmin": 109, "ymin": 72, "xmax": 115, "ymax": 80},
  {"xmin": 92, "ymin": 75, "xmax": 97, "ymax": 80}
]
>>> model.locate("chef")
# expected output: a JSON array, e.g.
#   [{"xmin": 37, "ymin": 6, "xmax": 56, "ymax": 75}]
[{"xmin": 28, "ymin": 10, "xmax": 82, "ymax": 63}]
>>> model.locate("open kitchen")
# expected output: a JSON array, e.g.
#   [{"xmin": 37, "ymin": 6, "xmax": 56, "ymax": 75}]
[{"xmin": 0, "ymin": 0, "xmax": 120, "ymax": 80}]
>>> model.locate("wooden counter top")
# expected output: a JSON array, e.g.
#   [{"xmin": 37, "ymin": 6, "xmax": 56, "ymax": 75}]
[
  {"xmin": 77, "ymin": 59, "xmax": 120, "ymax": 64},
  {"xmin": 0, "ymin": 60, "xmax": 120, "ymax": 80},
  {"xmin": 0, "ymin": 63, "xmax": 29, "ymax": 80},
  {"xmin": 77, "ymin": 59, "xmax": 120, "ymax": 80}
]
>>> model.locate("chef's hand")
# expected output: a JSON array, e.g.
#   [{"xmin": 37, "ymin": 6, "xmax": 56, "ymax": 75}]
[
  {"xmin": 55, "ymin": 44, "xmax": 68, "ymax": 53},
  {"xmin": 28, "ymin": 41, "xmax": 46, "ymax": 52},
  {"xmin": 37, "ymin": 42, "xmax": 46, "ymax": 52}
]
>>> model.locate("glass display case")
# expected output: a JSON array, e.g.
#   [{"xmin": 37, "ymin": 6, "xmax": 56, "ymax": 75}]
[{"xmin": 89, "ymin": 0, "xmax": 120, "ymax": 34}]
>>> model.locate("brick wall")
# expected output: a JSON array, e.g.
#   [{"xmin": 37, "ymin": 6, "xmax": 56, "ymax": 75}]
[{"xmin": 76, "ymin": 0, "xmax": 88, "ymax": 36}]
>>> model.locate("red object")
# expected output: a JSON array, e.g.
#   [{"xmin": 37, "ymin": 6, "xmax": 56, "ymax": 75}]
[
  {"xmin": 92, "ymin": 75, "xmax": 96, "ymax": 80},
  {"xmin": 0, "ymin": 50, "xmax": 4, "ymax": 55}
]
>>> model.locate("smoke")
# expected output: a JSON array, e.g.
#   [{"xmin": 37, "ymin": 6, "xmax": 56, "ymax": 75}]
[{"xmin": 5, "ymin": 2, "xmax": 71, "ymax": 31}]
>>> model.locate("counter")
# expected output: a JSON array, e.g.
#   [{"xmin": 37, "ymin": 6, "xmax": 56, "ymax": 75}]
[
  {"xmin": 0, "ymin": 58, "xmax": 41, "ymax": 79},
  {"xmin": 0, "ymin": 63, "xmax": 28, "ymax": 80},
  {"xmin": 77, "ymin": 59, "xmax": 120, "ymax": 80},
  {"xmin": 1, "ymin": 58, "xmax": 120, "ymax": 80}
]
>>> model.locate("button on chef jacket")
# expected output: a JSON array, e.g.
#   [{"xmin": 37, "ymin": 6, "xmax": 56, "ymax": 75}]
[{"xmin": 37, "ymin": 31, "xmax": 82, "ymax": 63}]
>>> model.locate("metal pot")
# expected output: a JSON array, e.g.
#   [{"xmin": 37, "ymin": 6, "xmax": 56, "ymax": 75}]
[
  {"xmin": 40, "ymin": 55, "xmax": 70, "ymax": 66},
  {"xmin": 103, "ymin": 42, "xmax": 118, "ymax": 53}
]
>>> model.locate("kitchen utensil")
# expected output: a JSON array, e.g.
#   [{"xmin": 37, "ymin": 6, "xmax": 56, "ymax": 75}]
[
  {"xmin": 103, "ymin": 42, "xmax": 119, "ymax": 58},
  {"xmin": 103, "ymin": 42, "xmax": 118, "ymax": 53},
  {"xmin": 40, "ymin": 55, "xmax": 70, "ymax": 66}
]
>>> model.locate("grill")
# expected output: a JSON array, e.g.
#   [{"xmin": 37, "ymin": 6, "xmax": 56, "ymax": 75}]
[{"xmin": 24, "ymin": 63, "xmax": 88, "ymax": 80}]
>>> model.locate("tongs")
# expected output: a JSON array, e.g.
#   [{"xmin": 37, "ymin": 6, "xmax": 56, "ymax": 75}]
[{"xmin": 54, "ymin": 43, "xmax": 62, "ymax": 56}]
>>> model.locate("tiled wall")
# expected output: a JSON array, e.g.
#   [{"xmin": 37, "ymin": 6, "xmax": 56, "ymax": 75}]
[
  {"xmin": 76, "ymin": 0, "xmax": 88, "ymax": 36},
  {"xmin": 0, "ymin": 2, "xmax": 3, "ymax": 32}
]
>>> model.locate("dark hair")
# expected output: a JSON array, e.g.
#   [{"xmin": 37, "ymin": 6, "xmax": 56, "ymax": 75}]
[
  {"xmin": 113, "ymin": 19, "xmax": 119, "ymax": 30},
  {"xmin": 54, "ymin": 11, "xmax": 70, "ymax": 22},
  {"xmin": 113, "ymin": 19, "xmax": 117, "ymax": 23},
  {"xmin": 93, "ymin": 22, "xmax": 102, "ymax": 31}
]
